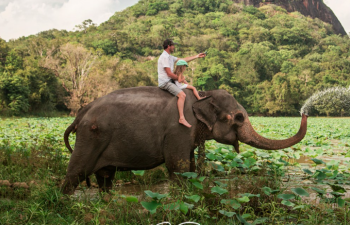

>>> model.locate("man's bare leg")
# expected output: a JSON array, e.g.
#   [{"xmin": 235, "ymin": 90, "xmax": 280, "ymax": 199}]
[
  {"xmin": 177, "ymin": 91, "xmax": 191, "ymax": 128},
  {"xmin": 186, "ymin": 85, "xmax": 205, "ymax": 100}
]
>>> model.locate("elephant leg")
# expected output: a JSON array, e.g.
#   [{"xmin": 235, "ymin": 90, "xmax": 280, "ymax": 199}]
[
  {"xmin": 62, "ymin": 157, "xmax": 99, "ymax": 195},
  {"xmin": 61, "ymin": 125, "xmax": 110, "ymax": 195},
  {"xmin": 233, "ymin": 140, "xmax": 240, "ymax": 153},
  {"xmin": 190, "ymin": 150, "xmax": 196, "ymax": 172},
  {"xmin": 196, "ymin": 142, "xmax": 206, "ymax": 175},
  {"xmin": 165, "ymin": 152, "xmax": 191, "ymax": 179},
  {"xmin": 61, "ymin": 171, "xmax": 90, "ymax": 195},
  {"xmin": 95, "ymin": 166, "xmax": 116, "ymax": 193},
  {"xmin": 163, "ymin": 131, "xmax": 194, "ymax": 179}
]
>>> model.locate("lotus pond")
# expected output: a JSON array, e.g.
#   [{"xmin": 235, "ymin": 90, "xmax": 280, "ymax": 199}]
[{"xmin": 0, "ymin": 116, "xmax": 350, "ymax": 224}]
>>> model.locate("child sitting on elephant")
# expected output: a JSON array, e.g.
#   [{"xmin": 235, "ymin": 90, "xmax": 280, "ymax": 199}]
[{"xmin": 174, "ymin": 60, "xmax": 204, "ymax": 101}]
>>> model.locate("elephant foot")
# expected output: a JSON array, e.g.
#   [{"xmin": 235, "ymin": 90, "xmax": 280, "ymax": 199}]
[
  {"xmin": 61, "ymin": 173, "xmax": 87, "ymax": 195},
  {"xmin": 190, "ymin": 159, "xmax": 196, "ymax": 172},
  {"xmin": 61, "ymin": 185, "xmax": 76, "ymax": 195},
  {"xmin": 97, "ymin": 184, "xmax": 113, "ymax": 193},
  {"xmin": 168, "ymin": 172, "xmax": 184, "ymax": 184},
  {"xmin": 95, "ymin": 166, "xmax": 116, "ymax": 193},
  {"xmin": 233, "ymin": 140, "xmax": 240, "ymax": 153},
  {"xmin": 197, "ymin": 164, "xmax": 207, "ymax": 176},
  {"xmin": 196, "ymin": 156, "xmax": 206, "ymax": 176},
  {"xmin": 61, "ymin": 179, "xmax": 79, "ymax": 195},
  {"xmin": 197, "ymin": 167, "xmax": 203, "ymax": 176}
]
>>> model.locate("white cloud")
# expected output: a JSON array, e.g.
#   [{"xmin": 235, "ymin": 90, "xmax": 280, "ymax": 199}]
[
  {"xmin": 0, "ymin": 0, "xmax": 139, "ymax": 41},
  {"xmin": 0, "ymin": 0, "xmax": 348, "ymax": 41}
]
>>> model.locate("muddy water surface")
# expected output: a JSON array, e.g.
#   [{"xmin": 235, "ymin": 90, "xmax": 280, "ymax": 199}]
[
  {"xmin": 73, "ymin": 144, "xmax": 350, "ymax": 207},
  {"xmin": 284, "ymin": 147, "xmax": 350, "ymax": 205},
  {"xmin": 73, "ymin": 181, "xmax": 170, "ymax": 200}
]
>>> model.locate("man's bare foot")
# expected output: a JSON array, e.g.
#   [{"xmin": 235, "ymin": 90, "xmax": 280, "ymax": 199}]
[
  {"xmin": 197, "ymin": 96, "xmax": 207, "ymax": 100},
  {"xmin": 179, "ymin": 118, "xmax": 192, "ymax": 128}
]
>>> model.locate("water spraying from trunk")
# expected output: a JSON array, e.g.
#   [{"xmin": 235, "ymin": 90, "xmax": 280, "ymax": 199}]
[{"xmin": 301, "ymin": 86, "xmax": 350, "ymax": 116}]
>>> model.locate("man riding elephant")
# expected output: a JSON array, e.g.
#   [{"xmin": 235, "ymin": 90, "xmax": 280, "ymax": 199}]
[{"xmin": 158, "ymin": 39, "xmax": 206, "ymax": 128}]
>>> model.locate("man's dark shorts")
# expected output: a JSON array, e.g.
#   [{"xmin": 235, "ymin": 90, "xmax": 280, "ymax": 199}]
[{"xmin": 159, "ymin": 81, "xmax": 182, "ymax": 96}]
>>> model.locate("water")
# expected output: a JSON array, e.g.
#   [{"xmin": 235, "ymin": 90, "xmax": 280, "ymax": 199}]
[
  {"xmin": 301, "ymin": 86, "xmax": 350, "ymax": 116},
  {"xmin": 284, "ymin": 147, "xmax": 350, "ymax": 205},
  {"xmin": 72, "ymin": 139, "xmax": 350, "ymax": 206},
  {"xmin": 73, "ymin": 181, "xmax": 169, "ymax": 200},
  {"xmin": 73, "ymin": 152, "xmax": 350, "ymax": 205}
]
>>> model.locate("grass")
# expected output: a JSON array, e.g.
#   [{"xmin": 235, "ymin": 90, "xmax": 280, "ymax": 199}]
[{"xmin": 0, "ymin": 116, "xmax": 350, "ymax": 224}]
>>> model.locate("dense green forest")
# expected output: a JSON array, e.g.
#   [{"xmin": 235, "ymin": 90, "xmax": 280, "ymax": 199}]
[{"xmin": 0, "ymin": 0, "xmax": 349, "ymax": 116}]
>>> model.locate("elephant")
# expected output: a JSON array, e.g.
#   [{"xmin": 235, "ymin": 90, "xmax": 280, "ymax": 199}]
[{"xmin": 61, "ymin": 87, "xmax": 307, "ymax": 194}]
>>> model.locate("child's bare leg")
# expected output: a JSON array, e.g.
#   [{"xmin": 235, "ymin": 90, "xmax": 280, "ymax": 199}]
[
  {"xmin": 177, "ymin": 91, "xmax": 191, "ymax": 128},
  {"xmin": 186, "ymin": 85, "xmax": 205, "ymax": 100}
]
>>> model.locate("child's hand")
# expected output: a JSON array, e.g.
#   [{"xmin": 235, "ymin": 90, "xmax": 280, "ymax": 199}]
[{"xmin": 178, "ymin": 76, "xmax": 185, "ymax": 83}]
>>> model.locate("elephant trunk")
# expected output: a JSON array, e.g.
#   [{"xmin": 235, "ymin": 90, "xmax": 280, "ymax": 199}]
[{"xmin": 237, "ymin": 114, "xmax": 308, "ymax": 150}]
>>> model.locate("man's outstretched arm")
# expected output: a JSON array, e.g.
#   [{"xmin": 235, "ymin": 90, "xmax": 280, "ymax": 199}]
[{"xmin": 178, "ymin": 53, "xmax": 206, "ymax": 63}]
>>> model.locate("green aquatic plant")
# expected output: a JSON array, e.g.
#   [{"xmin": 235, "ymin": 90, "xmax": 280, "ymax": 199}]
[{"xmin": 1, "ymin": 117, "xmax": 350, "ymax": 224}]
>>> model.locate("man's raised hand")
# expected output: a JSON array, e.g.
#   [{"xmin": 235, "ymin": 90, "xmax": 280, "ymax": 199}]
[{"xmin": 197, "ymin": 53, "xmax": 206, "ymax": 58}]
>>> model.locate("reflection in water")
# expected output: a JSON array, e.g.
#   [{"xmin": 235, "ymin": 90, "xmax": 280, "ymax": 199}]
[
  {"xmin": 73, "ymin": 153, "xmax": 349, "ymax": 208},
  {"xmin": 287, "ymin": 155, "xmax": 313, "ymax": 164},
  {"xmin": 287, "ymin": 154, "xmax": 348, "ymax": 165},
  {"xmin": 284, "ymin": 152, "xmax": 350, "ymax": 206},
  {"xmin": 116, "ymin": 181, "xmax": 169, "ymax": 195},
  {"xmin": 74, "ymin": 181, "xmax": 169, "ymax": 200}
]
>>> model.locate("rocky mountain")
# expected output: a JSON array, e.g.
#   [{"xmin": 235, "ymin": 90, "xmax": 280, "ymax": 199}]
[{"xmin": 233, "ymin": 0, "xmax": 347, "ymax": 35}]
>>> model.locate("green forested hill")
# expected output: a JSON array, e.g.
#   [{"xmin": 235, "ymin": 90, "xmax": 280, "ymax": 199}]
[{"xmin": 0, "ymin": 0, "xmax": 349, "ymax": 116}]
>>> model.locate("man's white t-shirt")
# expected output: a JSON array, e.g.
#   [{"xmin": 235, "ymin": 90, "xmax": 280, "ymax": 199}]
[{"xmin": 158, "ymin": 51, "xmax": 178, "ymax": 86}]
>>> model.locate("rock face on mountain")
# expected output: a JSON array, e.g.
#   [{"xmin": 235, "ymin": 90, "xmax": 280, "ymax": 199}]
[{"xmin": 233, "ymin": 0, "xmax": 347, "ymax": 35}]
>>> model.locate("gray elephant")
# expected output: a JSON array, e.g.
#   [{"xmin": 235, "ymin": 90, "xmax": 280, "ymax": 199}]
[{"xmin": 62, "ymin": 87, "xmax": 307, "ymax": 194}]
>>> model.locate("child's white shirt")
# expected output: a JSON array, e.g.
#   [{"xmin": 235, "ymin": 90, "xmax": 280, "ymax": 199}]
[{"xmin": 175, "ymin": 80, "xmax": 188, "ymax": 89}]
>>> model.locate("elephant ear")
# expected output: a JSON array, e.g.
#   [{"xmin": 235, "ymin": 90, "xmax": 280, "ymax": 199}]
[{"xmin": 192, "ymin": 96, "xmax": 219, "ymax": 131}]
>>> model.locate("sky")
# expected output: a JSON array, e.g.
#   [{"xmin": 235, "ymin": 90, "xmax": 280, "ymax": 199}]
[
  {"xmin": 324, "ymin": 0, "xmax": 350, "ymax": 35},
  {"xmin": 0, "ymin": 0, "xmax": 139, "ymax": 41},
  {"xmin": 0, "ymin": 0, "xmax": 349, "ymax": 41}
]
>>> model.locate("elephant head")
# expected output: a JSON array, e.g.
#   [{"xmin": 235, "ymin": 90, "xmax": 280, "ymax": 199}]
[{"xmin": 192, "ymin": 90, "xmax": 307, "ymax": 150}]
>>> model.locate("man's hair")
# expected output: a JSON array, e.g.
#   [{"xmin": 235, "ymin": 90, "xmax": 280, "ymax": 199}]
[{"xmin": 163, "ymin": 39, "xmax": 174, "ymax": 50}]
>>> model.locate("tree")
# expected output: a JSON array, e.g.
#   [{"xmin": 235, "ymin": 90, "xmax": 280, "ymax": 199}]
[
  {"xmin": 0, "ymin": 72, "xmax": 30, "ymax": 115},
  {"xmin": 43, "ymin": 43, "xmax": 97, "ymax": 115},
  {"xmin": 114, "ymin": 59, "xmax": 156, "ymax": 88},
  {"xmin": 80, "ymin": 55, "xmax": 119, "ymax": 104},
  {"xmin": 74, "ymin": 19, "xmax": 96, "ymax": 33},
  {"xmin": 4, "ymin": 50, "xmax": 24, "ymax": 74},
  {"xmin": 2, "ymin": 2, "xmax": 350, "ymax": 116},
  {"xmin": 91, "ymin": 39, "xmax": 118, "ymax": 55},
  {"xmin": 0, "ymin": 38, "xmax": 10, "ymax": 68},
  {"xmin": 146, "ymin": 2, "xmax": 169, "ymax": 16}
]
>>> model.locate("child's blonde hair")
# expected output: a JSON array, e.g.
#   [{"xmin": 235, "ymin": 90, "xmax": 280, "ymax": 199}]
[{"xmin": 174, "ymin": 65, "xmax": 186, "ymax": 81}]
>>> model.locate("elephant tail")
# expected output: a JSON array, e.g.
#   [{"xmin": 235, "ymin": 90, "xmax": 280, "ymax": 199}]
[{"xmin": 64, "ymin": 123, "xmax": 76, "ymax": 153}]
